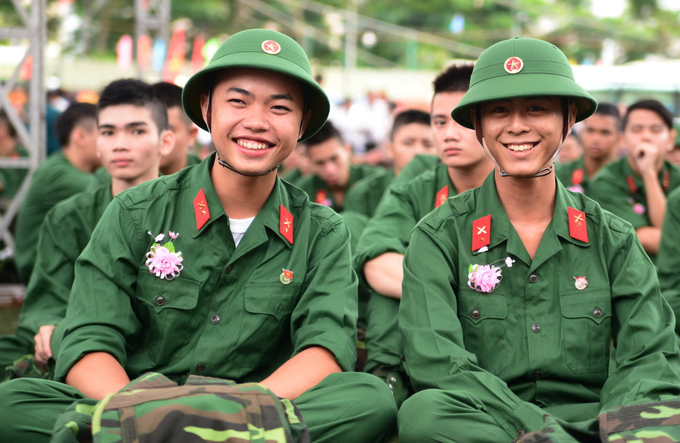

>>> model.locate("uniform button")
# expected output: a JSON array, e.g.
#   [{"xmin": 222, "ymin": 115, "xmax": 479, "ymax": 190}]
[
  {"xmin": 533, "ymin": 370, "xmax": 541, "ymax": 378},
  {"xmin": 155, "ymin": 296, "xmax": 165, "ymax": 306},
  {"xmin": 226, "ymin": 265, "xmax": 234, "ymax": 274},
  {"xmin": 211, "ymin": 315, "xmax": 221, "ymax": 324},
  {"xmin": 196, "ymin": 363, "xmax": 206, "ymax": 373},
  {"xmin": 517, "ymin": 429, "xmax": 526, "ymax": 438},
  {"xmin": 471, "ymin": 309, "xmax": 480, "ymax": 319},
  {"xmin": 529, "ymin": 274, "xmax": 538, "ymax": 283},
  {"xmin": 531, "ymin": 323, "xmax": 541, "ymax": 333},
  {"xmin": 593, "ymin": 308, "xmax": 602, "ymax": 318}
]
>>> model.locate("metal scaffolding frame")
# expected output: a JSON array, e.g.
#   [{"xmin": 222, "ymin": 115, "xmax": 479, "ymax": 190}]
[
  {"xmin": 135, "ymin": 0, "xmax": 171, "ymax": 76},
  {"xmin": 0, "ymin": 0, "xmax": 46, "ymax": 258}
]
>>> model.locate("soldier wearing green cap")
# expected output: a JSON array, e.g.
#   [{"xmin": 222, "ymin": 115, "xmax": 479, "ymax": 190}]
[
  {"xmin": 0, "ymin": 29, "xmax": 396, "ymax": 443},
  {"xmin": 398, "ymin": 37, "xmax": 680, "ymax": 442}
]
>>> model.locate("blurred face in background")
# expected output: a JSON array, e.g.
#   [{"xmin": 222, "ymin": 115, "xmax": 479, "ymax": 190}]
[
  {"xmin": 580, "ymin": 113, "xmax": 620, "ymax": 162},
  {"xmin": 306, "ymin": 136, "xmax": 351, "ymax": 189},
  {"xmin": 387, "ymin": 122, "xmax": 434, "ymax": 176}
]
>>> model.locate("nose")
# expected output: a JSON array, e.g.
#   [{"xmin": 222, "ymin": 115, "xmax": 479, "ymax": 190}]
[
  {"xmin": 112, "ymin": 132, "xmax": 130, "ymax": 151},
  {"xmin": 444, "ymin": 120, "xmax": 463, "ymax": 141},
  {"xmin": 242, "ymin": 106, "xmax": 270, "ymax": 132},
  {"xmin": 507, "ymin": 109, "xmax": 530, "ymax": 134}
]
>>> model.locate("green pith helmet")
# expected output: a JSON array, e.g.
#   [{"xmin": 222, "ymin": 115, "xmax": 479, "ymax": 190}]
[
  {"xmin": 182, "ymin": 29, "xmax": 329, "ymax": 142},
  {"xmin": 452, "ymin": 37, "xmax": 597, "ymax": 129}
]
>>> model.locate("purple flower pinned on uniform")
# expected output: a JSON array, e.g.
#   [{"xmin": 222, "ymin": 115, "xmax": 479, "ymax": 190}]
[
  {"xmin": 145, "ymin": 231, "xmax": 183, "ymax": 280},
  {"xmin": 468, "ymin": 256, "xmax": 515, "ymax": 293},
  {"xmin": 633, "ymin": 203, "xmax": 646, "ymax": 215}
]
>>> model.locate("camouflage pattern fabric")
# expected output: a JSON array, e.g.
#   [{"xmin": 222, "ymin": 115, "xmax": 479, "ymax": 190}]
[
  {"xmin": 514, "ymin": 415, "xmax": 580, "ymax": 443},
  {"xmin": 3, "ymin": 353, "xmax": 51, "ymax": 383},
  {"xmin": 600, "ymin": 399, "xmax": 680, "ymax": 443},
  {"xmin": 52, "ymin": 372, "xmax": 310, "ymax": 443}
]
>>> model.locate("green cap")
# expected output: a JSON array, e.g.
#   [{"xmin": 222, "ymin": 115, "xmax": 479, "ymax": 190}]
[
  {"xmin": 182, "ymin": 29, "xmax": 329, "ymax": 141},
  {"xmin": 452, "ymin": 37, "xmax": 597, "ymax": 129}
]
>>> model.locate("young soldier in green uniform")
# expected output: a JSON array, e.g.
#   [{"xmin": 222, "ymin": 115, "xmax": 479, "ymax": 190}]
[
  {"xmin": 555, "ymin": 102, "xmax": 621, "ymax": 196},
  {"xmin": 14, "ymin": 103, "xmax": 100, "ymax": 283},
  {"xmin": 658, "ymin": 186, "xmax": 680, "ymax": 328},
  {"xmin": 398, "ymin": 36, "xmax": 680, "ymax": 443},
  {"xmin": 0, "ymin": 29, "xmax": 396, "ymax": 443},
  {"xmin": 353, "ymin": 64, "xmax": 493, "ymax": 404},
  {"xmin": 344, "ymin": 109, "xmax": 434, "ymax": 218},
  {"xmin": 295, "ymin": 121, "xmax": 381, "ymax": 212},
  {"xmin": 590, "ymin": 99, "xmax": 680, "ymax": 261},
  {"xmin": 0, "ymin": 79, "xmax": 174, "ymax": 373}
]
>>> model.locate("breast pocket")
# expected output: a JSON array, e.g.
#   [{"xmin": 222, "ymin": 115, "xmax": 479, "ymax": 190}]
[
  {"xmin": 234, "ymin": 283, "xmax": 301, "ymax": 370},
  {"xmin": 559, "ymin": 289, "xmax": 612, "ymax": 375},
  {"xmin": 135, "ymin": 270, "xmax": 200, "ymax": 364},
  {"xmin": 457, "ymin": 287, "xmax": 509, "ymax": 376}
]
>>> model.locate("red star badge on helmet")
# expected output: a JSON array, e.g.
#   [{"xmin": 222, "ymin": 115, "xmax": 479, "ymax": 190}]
[
  {"xmin": 261, "ymin": 40, "xmax": 281, "ymax": 55},
  {"xmin": 504, "ymin": 56, "xmax": 523, "ymax": 74}
]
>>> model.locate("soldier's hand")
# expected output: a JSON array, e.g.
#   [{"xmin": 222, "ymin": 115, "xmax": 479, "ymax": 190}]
[
  {"xmin": 34, "ymin": 324, "xmax": 56, "ymax": 365},
  {"xmin": 630, "ymin": 142, "xmax": 661, "ymax": 176}
]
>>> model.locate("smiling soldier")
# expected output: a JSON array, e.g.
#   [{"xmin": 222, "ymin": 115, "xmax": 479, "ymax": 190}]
[
  {"xmin": 0, "ymin": 29, "xmax": 396, "ymax": 443},
  {"xmin": 397, "ymin": 37, "xmax": 680, "ymax": 442}
]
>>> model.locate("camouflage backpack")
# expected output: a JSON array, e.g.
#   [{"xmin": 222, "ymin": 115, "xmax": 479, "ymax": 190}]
[{"xmin": 51, "ymin": 372, "xmax": 311, "ymax": 443}]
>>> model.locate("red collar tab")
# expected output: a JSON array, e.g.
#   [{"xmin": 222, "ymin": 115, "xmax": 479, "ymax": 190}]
[
  {"xmin": 472, "ymin": 215, "xmax": 491, "ymax": 251},
  {"xmin": 280, "ymin": 205, "xmax": 294, "ymax": 244},
  {"xmin": 435, "ymin": 186, "xmax": 449, "ymax": 208},
  {"xmin": 193, "ymin": 188, "xmax": 211, "ymax": 231},
  {"xmin": 315, "ymin": 190, "xmax": 329, "ymax": 206},
  {"xmin": 571, "ymin": 168, "xmax": 584, "ymax": 186},
  {"xmin": 568, "ymin": 207, "xmax": 588, "ymax": 243},
  {"xmin": 627, "ymin": 175, "xmax": 637, "ymax": 195}
]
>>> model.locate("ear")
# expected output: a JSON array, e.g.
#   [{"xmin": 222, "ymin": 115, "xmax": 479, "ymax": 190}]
[
  {"xmin": 344, "ymin": 142, "xmax": 353, "ymax": 156},
  {"xmin": 385, "ymin": 141, "xmax": 395, "ymax": 160},
  {"xmin": 298, "ymin": 109, "xmax": 312, "ymax": 140},
  {"xmin": 188, "ymin": 123, "xmax": 199, "ymax": 147},
  {"xmin": 200, "ymin": 93, "xmax": 210, "ymax": 128},
  {"xmin": 567, "ymin": 102, "xmax": 578, "ymax": 130},
  {"xmin": 158, "ymin": 129, "xmax": 176, "ymax": 157}
]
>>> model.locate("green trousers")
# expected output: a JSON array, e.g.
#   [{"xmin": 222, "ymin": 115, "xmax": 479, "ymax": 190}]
[
  {"xmin": 365, "ymin": 291, "xmax": 402, "ymax": 373},
  {"xmin": 0, "ymin": 372, "xmax": 396, "ymax": 443},
  {"xmin": 398, "ymin": 389, "xmax": 601, "ymax": 443}
]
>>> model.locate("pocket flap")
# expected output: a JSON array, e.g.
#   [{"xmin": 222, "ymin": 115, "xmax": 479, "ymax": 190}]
[
  {"xmin": 244, "ymin": 283, "xmax": 300, "ymax": 320},
  {"xmin": 560, "ymin": 290, "xmax": 611, "ymax": 324},
  {"xmin": 458, "ymin": 288, "xmax": 508, "ymax": 324}
]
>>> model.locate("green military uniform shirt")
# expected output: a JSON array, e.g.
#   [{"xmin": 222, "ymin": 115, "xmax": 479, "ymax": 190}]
[
  {"xmin": 55, "ymin": 154, "xmax": 359, "ymax": 385},
  {"xmin": 400, "ymin": 172, "xmax": 680, "ymax": 436},
  {"xmin": 343, "ymin": 169, "xmax": 394, "ymax": 219},
  {"xmin": 589, "ymin": 158, "xmax": 680, "ymax": 261},
  {"xmin": 389, "ymin": 154, "xmax": 440, "ymax": 188},
  {"xmin": 14, "ymin": 152, "xmax": 97, "ymax": 283},
  {"xmin": 658, "ymin": 187, "xmax": 680, "ymax": 329},
  {"xmin": 295, "ymin": 164, "xmax": 382, "ymax": 212},
  {"xmin": 16, "ymin": 184, "xmax": 113, "ymax": 348},
  {"xmin": 353, "ymin": 162, "xmax": 456, "ymax": 373},
  {"xmin": 555, "ymin": 156, "xmax": 592, "ymax": 196},
  {"xmin": 354, "ymin": 162, "xmax": 456, "ymax": 272}
]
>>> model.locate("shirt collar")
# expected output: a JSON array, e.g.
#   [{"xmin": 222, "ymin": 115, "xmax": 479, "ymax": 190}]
[{"xmin": 190, "ymin": 153, "xmax": 298, "ymax": 248}]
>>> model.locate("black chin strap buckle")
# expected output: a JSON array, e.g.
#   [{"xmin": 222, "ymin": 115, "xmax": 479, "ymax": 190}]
[{"xmin": 216, "ymin": 155, "xmax": 278, "ymax": 177}]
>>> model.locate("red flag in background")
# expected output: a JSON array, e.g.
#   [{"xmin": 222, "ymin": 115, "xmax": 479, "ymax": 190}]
[
  {"xmin": 163, "ymin": 29, "xmax": 186, "ymax": 82},
  {"xmin": 190, "ymin": 34, "xmax": 206, "ymax": 73},
  {"xmin": 137, "ymin": 34, "xmax": 152, "ymax": 71}
]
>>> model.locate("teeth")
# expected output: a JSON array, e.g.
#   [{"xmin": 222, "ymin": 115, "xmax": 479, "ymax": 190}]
[
  {"xmin": 236, "ymin": 139, "xmax": 270, "ymax": 150},
  {"xmin": 506, "ymin": 144, "xmax": 534, "ymax": 152}
]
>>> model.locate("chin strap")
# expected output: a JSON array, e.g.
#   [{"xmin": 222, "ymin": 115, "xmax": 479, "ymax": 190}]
[
  {"xmin": 204, "ymin": 81, "xmax": 279, "ymax": 178},
  {"xmin": 474, "ymin": 99, "xmax": 571, "ymax": 179}
]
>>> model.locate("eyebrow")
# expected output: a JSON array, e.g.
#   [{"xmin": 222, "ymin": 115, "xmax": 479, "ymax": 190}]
[
  {"xmin": 99, "ymin": 121, "xmax": 149, "ymax": 130},
  {"xmin": 227, "ymin": 87, "xmax": 295, "ymax": 102}
]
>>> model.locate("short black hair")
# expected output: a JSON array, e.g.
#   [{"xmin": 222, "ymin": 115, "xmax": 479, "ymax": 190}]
[
  {"xmin": 304, "ymin": 120, "xmax": 343, "ymax": 149},
  {"xmin": 152, "ymin": 81, "xmax": 192, "ymax": 128},
  {"xmin": 623, "ymin": 99, "xmax": 673, "ymax": 131},
  {"xmin": 54, "ymin": 102, "xmax": 97, "ymax": 148},
  {"xmin": 98, "ymin": 79, "xmax": 168, "ymax": 132},
  {"xmin": 390, "ymin": 109, "xmax": 430, "ymax": 141},
  {"xmin": 591, "ymin": 102, "xmax": 621, "ymax": 128},
  {"xmin": 433, "ymin": 64, "xmax": 475, "ymax": 95},
  {"xmin": 0, "ymin": 110, "xmax": 17, "ymax": 139}
]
